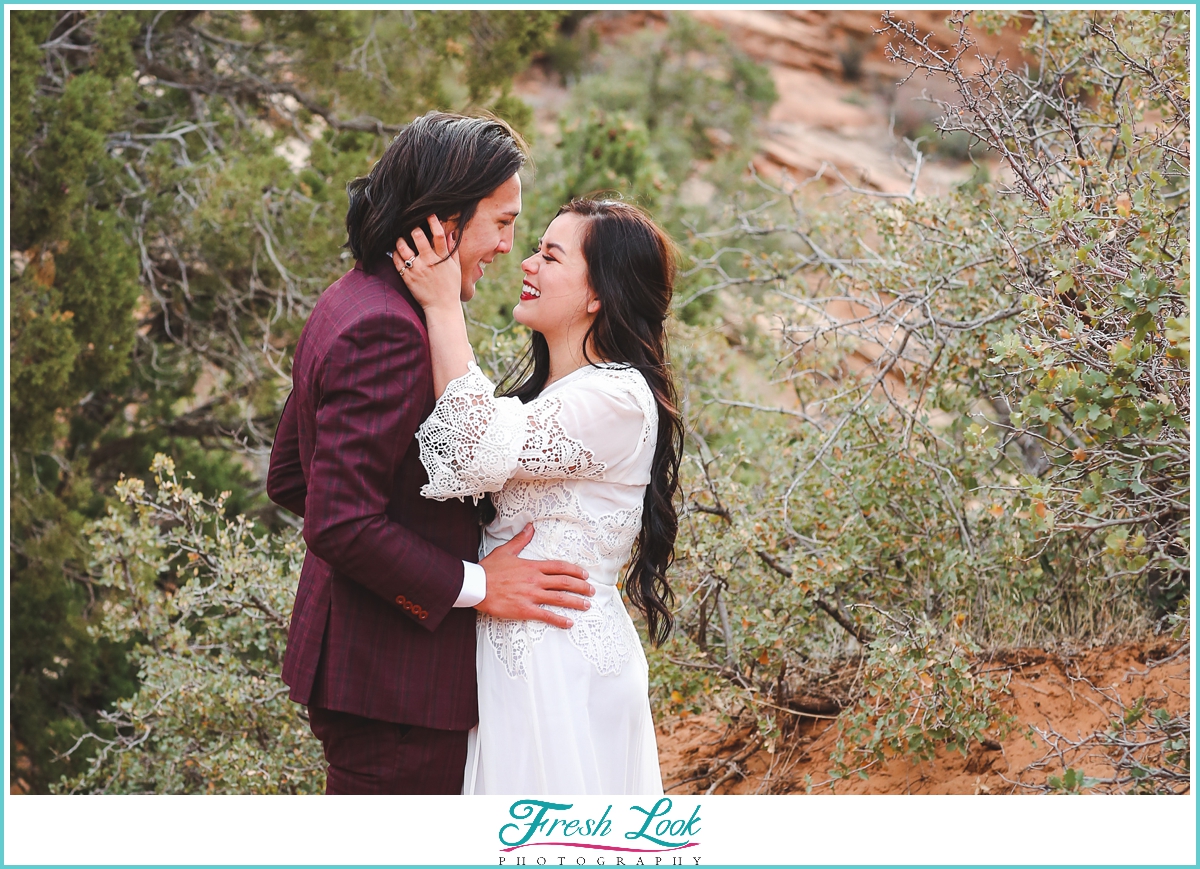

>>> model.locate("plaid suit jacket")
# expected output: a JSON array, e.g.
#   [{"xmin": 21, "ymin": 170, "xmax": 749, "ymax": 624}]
[{"xmin": 268, "ymin": 260, "xmax": 481, "ymax": 730}]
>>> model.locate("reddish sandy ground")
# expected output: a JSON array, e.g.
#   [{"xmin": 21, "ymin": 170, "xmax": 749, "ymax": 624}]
[{"xmin": 657, "ymin": 639, "xmax": 1191, "ymax": 794}]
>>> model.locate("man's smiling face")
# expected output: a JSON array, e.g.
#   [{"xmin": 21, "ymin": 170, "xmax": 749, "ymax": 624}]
[{"xmin": 450, "ymin": 173, "xmax": 522, "ymax": 302}]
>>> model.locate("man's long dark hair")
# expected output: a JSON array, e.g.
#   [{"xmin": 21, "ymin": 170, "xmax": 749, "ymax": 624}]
[
  {"xmin": 499, "ymin": 199, "xmax": 683, "ymax": 646},
  {"xmin": 345, "ymin": 112, "xmax": 527, "ymax": 271}
]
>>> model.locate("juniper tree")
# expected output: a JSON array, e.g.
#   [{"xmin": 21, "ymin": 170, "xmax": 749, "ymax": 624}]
[{"xmin": 10, "ymin": 8, "xmax": 564, "ymax": 792}]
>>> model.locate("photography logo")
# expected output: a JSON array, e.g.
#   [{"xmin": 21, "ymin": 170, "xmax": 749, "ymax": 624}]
[{"xmin": 497, "ymin": 798, "xmax": 703, "ymax": 865}]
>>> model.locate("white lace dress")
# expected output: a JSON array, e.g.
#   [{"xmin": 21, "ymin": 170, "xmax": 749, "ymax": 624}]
[{"xmin": 416, "ymin": 361, "xmax": 663, "ymax": 795}]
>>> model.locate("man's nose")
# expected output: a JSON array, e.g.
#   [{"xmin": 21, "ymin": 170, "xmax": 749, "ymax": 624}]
[{"xmin": 497, "ymin": 226, "xmax": 514, "ymax": 254}]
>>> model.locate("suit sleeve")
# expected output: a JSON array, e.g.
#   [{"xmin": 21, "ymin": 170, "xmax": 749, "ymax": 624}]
[
  {"xmin": 301, "ymin": 309, "xmax": 465, "ymax": 631},
  {"xmin": 266, "ymin": 391, "xmax": 307, "ymax": 518}
]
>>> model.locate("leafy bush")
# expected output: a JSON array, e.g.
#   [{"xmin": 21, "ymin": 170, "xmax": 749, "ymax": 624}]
[
  {"xmin": 10, "ymin": 8, "xmax": 567, "ymax": 792},
  {"xmin": 649, "ymin": 9, "xmax": 1189, "ymax": 783},
  {"xmin": 826, "ymin": 617, "xmax": 1012, "ymax": 785},
  {"xmin": 58, "ymin": 456, "xmax": 320, "ymax": 794},
  {"xmin": 885, "ymin": 10, "xmax": 1190, "ymax": 615}
]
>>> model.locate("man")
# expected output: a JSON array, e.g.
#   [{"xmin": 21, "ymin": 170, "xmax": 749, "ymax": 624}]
[{"xmin": 267, "ymin": 112, "xmax": 593, "ymax": 794}]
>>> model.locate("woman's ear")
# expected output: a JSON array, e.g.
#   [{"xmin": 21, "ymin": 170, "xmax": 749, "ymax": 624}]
[{"xmin": 586, "ymin": 297, "xmax": 601, "ymax": 315}]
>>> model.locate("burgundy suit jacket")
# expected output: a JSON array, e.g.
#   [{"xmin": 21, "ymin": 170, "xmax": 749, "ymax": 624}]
[{"xmin": 267, "ymin": 260, "xmax": 481, "ymax": 730}]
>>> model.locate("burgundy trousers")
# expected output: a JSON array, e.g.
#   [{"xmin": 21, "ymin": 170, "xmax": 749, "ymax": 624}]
[{"xmin": 307, "ymin": 706, "xmax": 469, "ymax": 795}]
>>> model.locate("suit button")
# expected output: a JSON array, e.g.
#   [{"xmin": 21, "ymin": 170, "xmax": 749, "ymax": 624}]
[
  {"xmin": 395, "ymin": 595, "xmax": 406, "ymax": 605},
  {"xmin": 418, "ymin": 610, "xmax": 428, "ymax": 620}
]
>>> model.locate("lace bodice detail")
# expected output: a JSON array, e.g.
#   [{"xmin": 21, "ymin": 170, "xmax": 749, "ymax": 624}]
[
  {"xmin": 418, "ymin": 364, "xmax": 611, "ymax": 500},
  {"xmin": 416, "ymin": 362, "xmax": 657, "ymax": 678}
]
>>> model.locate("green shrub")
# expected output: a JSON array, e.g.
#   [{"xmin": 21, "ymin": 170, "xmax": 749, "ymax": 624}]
[
  {"xmin": 651, "ymin": 9, "xmax": 1189, "ymax": 783},
  {"xmin": 11, "ymin": 8, "xmax": 567, "ymax": 792},
  {"xmin": 826, "ymin": 617, "xmax": 1012, "ymax": 784},
  {"xmin": 58, "ymin": 456, "xmax": 321, "ymax": 794}
]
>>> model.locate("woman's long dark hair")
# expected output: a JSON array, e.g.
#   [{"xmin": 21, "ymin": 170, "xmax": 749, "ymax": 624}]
[
  {"xmin": 345, "ymin": 112, "xmax": 527, "ymax": 271},
  {"xmin": 499, "ymin": 199, "xmax": 684, "ymax": 646}
]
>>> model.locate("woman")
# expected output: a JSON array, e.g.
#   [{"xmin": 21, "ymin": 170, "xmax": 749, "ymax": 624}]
[{"xmin": 393, "ymin": 199, "xmax": 683, "ymax": 795}]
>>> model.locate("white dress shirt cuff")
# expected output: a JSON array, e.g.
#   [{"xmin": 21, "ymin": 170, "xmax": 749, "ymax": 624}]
[{"xmin": 454, "ymin": 560, "xmax": 487, "ymax": 608}]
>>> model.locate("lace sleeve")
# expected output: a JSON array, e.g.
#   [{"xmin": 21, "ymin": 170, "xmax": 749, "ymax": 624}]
[
  {"xmin": 416, "ymin": 363, "xmax": 650, "ymax": 501},
  {"xmin": 416, "ymin": 363, "xmax": 522, "ymax": 501}
]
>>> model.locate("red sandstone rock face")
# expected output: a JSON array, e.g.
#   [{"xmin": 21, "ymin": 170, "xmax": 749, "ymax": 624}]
[
  {"xmin": 690, "ymin": 9, "xmax": 1029, "ymax": 196},
  {"xmin": 517, "ymin": 11, "xmax": 1029, "ymax": 197},
  {"xmin": 693, "ymin": 9, "xmax": 1027, "ymax": 79}
]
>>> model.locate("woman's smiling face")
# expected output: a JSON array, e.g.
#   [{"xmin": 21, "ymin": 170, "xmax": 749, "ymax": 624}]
[{"xmin": 514, "ymin": 212, "xmax": 598, "ymax": 339}]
